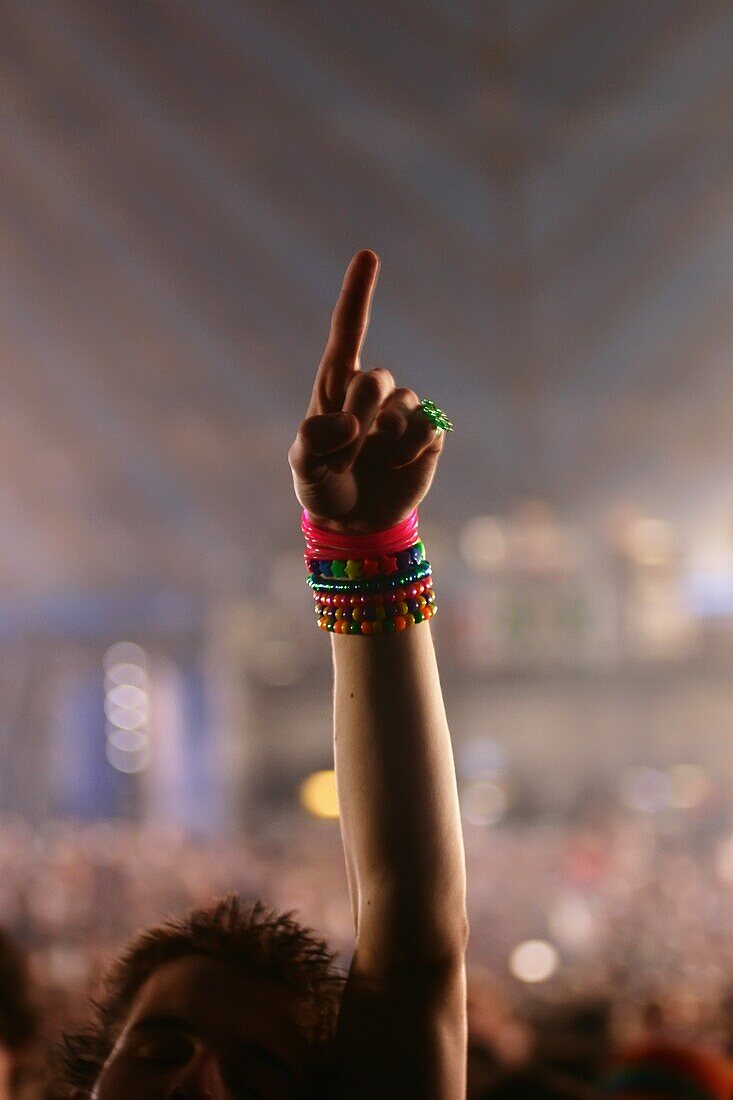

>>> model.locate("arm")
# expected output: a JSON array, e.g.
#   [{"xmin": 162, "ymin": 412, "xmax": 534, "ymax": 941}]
[
  {"xmin": 331, "ymin": 625, "xmax": 468, "ymax": 1098},
  {"xmin": 289, "ymin": 250, "xmax": 468, "ymax": 1097}
]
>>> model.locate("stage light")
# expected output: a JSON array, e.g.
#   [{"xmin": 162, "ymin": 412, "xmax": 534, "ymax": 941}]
[
  {"xmin": 106, "ymin": 683, "xmax": 148, "ymax": 709},
  {"xmin": 548, "ymin": 893, "xmax": 595, "ymax": 949},
  {"xmin": 103, "ymin": 642, "xmax": 148, "ymax": 670},
  {"xmin": 509, "ymin": 939, "xmax": 559, "ymax": 983},
  {"xmin": 299, "ymin": 770, "xmax": 339, "ymax": 819},
  {"xmin": 105, "ymin": 662, "xmax": 148, "ymax": 689},
  {"xmin": 461, "ymin": 778, "xmax": 508, "ymax": 826},
  {"xmin": 104, "ymin": 703, "xmax": 147, "ymax": 730},
  {"xmin": 107, "ymin": 728, "xmax": 149, "ymax": 753},
  {"xmin": 106, "ymin": 740, "xmax": 150, "ymax": 774}
]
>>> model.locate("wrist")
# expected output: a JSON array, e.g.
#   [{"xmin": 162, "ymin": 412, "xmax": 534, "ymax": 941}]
[
  {"xmin": 303, "ymin": 508, "xmax": 418, "ymax": 541},
  {"xmin": 302, "ymin": 508, "xmax": 436, "ymax": 636}
]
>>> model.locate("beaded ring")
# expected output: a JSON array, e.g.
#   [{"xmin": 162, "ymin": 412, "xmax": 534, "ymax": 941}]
[{"xmin": 420, "ymin": 399, "xmax": 454, "ymax": 432}]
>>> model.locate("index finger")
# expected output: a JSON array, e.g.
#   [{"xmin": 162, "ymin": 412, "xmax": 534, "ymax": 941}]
[{"xmin": 310, "ymin": 249, "xmax": 380, "ymax": 412}]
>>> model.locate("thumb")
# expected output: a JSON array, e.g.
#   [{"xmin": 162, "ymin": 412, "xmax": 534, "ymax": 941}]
[{"xmin": 288, "ymin": 412, "xmax": 358, "ymax": 480}]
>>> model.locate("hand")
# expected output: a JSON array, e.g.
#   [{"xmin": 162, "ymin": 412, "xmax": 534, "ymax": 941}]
[{"xmin": 288, "ymin": 250, "xmax": 446, "ymax": 534}]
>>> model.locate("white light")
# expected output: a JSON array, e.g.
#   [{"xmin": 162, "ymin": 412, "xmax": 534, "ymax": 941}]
[
  {"xmin": 106, "ymin": 683, "xmax": 148, "ymax": 709},
  {"xmin": 107, "ymin": 728, "xmax": 149, "ymax": 753},
  {"xmin": 105, "ymin": 662, "xmax": 148, "ymax": 689},
  {"xmin": 103, "ymin": 642, "xmax": 148, "ymax": 670},
  {"xmin": 106, "ymin": 740, "xmax": 150, "ymax": 774},
  {"xmin": 621, "ymin": 766, "xmax": 672, "ymax": 814},
  {"xmin": 509, "ymin": 940, "xmax": 559, "ymax": 984},
  {"xmin": 104, "ymin": 702, "xmax": 147, "ymax": 730},
  {"xmin": 461, "ymin": 778, "xmax": 508, "ymax": 826},
  {"xmin": 548, "ymin": 894, "xmax": 595, "ymax": 949}
]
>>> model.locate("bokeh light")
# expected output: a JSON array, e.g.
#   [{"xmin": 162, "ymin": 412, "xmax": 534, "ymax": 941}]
[
  {"xmin": 509, "ymin": 940, "xmax": 559, "ymax": 984},
  {"xmin": 299, "ymin": 770, "xmax": 339, "ymax": 819}
]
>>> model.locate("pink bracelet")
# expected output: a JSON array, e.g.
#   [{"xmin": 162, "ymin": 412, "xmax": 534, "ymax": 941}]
[{"xmin": 301, "ymin": 508, "xmax": 419, "ymax": 558}]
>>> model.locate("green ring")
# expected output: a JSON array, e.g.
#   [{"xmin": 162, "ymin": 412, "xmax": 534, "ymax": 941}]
[{"xmin": 420, "ymin": 398, "xmax": 454, "ymax": 432}]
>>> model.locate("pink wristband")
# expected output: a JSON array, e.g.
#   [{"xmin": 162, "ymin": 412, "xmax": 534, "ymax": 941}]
[{"xmin": 302, "ymin": 508, "xmax": 419, "ymax": 558}]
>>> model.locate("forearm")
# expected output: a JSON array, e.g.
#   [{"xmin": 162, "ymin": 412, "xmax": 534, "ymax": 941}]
[{"xmin": 332, "ymin": 622, "xmax": 467, "ymax": 964}]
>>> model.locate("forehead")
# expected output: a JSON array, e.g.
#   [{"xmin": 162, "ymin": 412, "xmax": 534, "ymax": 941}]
[{"xmin": 124, "ymin": 955, "xmax": 308, "ymax": 1059}]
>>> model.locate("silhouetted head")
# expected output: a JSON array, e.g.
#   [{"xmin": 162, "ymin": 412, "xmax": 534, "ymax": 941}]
[{"xmin": 57, "ymin": 896, "xmax": 345, "ymax": 1099}]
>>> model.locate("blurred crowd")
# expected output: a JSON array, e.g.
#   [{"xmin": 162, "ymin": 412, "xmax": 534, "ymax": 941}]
[{"xmin": 0, "ymin": 813, "xmax": 730, "ymax": 1095}]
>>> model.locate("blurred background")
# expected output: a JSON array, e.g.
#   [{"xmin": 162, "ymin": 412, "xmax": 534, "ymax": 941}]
[{"xmin": 0, "ymin": 0, "xmax": 732, "ymax": 1085}]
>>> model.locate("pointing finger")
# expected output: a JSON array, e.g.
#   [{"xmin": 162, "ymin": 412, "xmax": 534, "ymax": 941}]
[{"xmin": 310, "ymin": 250, "xmax": 380, "ymax": 413}]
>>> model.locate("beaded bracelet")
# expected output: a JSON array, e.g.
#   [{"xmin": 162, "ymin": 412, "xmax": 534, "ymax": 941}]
[
  {"xmin": 307, "ymin": 561, "xmax": 432, "ymax": 594},
  {"xmin": 303, "ymin": 510, "xmax": 436, "ymax": 635},
  {"xmin": 305, "ymin": 540, "xmax": 426, "ymax": 579}
]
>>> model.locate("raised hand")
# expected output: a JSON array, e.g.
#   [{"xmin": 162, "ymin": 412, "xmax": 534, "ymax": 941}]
[{"xmin": 288, "ymin": 250, "xmax": 446, "ymax": 534}]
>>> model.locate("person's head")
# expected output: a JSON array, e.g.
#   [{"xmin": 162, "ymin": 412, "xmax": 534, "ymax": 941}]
[
  {"xmin": 57, "ymin": 896, "xmax": 345, "ymax": 1099},
  {"xmin": 0, "ymin": 927, "xmax": 40, "ymax": 1099},
  {"xmin": 599, "ymin": 1039, "xmax": 733, "ymax": 1099}
]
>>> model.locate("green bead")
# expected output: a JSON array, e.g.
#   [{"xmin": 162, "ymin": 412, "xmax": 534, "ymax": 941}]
[
  {"xmin": 413, "ymin": 610, "xmax": 424, "ymax": 623},
  {"xmin": 326, "ymin": 621, "xmax": 335, "ymax": 631},
  {"xmin": 349, "ymin": 622, "xmax": 361, "ymax": 635},
  {"xmin": 383, "ymin": 619, "xmax": 395, "ymax": 633},
  {"xmin": 331, "ymin": 560, "xmax": 347, "ymax": 578}
]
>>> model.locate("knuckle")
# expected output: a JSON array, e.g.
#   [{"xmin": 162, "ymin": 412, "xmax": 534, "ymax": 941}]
[
  {"xmin": 394, "ymin": 386, "xmax": 419, "ymax": 405},
  {"xmin": 369, "ymin": 366, "xmax": 395, "ymax": 390},
  {"xmin": 357, "ymin": 371, "xmax": 386, "ymax": 399}
]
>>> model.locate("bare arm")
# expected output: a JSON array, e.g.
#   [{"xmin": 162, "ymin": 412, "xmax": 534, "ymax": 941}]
[
  {"xmin": 289, "ymin": 250, "xmax": 467, "ymax": 1098},
  {"xmin": 332, "ymin": 625, "xmax": 466, "ymax": 957},
  {"xmin": 332, "ymin": 625, "xmax": 467, "ymax": 1097}
]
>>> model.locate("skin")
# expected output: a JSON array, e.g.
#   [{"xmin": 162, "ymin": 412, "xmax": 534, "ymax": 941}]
[
  {"xmin": 290, "ymin": 250, "xmax": 468, "ymax": 1097},
  {"xmin": 88, "ymin": 248, "xmax": 466, "ymax": 1099},
  {"xmin": 91, "ymin": 956, "xmax": 310, "ymax": 1099}
]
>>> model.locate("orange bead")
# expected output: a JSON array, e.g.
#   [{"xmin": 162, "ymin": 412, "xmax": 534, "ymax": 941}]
[
  {"xmin": 393, "ymin": 615, "xmax": 407, "ymax": 631},
  {"xmin": 360, "ymin": 621, "xmax": 372, "ymax": 635},
  {"xmin": 423, "ymin": 605, "xmax": 434, "ymax": 619}
]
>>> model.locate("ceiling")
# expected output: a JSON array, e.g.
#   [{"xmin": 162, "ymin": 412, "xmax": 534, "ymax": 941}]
[{"xmin": 0, "ymin": 0, "xmax": 731, "ymax": 602}]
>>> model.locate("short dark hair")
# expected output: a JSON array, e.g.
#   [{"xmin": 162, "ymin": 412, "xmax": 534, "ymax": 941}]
[{"xmin": 56, "ymin": 895, "xmax": 345, "ymax": 1097}]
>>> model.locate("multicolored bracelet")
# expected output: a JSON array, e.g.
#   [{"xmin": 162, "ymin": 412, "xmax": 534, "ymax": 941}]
[{"xmin": 302, "ymin": 509, "xmax": 437, "ymax": 635}]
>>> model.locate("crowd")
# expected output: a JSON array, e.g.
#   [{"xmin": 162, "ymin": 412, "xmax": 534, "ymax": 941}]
[{"xmin": 0, "ymin": 812, "xmax": 730, "ymax": 1094}]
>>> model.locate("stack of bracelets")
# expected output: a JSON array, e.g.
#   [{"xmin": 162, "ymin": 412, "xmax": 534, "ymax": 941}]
[{"xmin": 302, "ymin": 507, "xmax": 436, "ymax": 635}]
